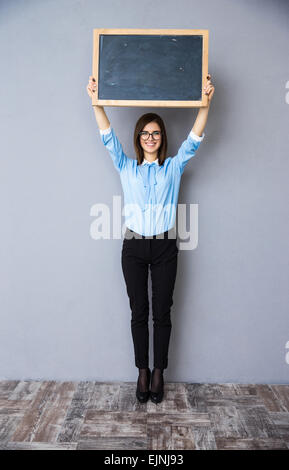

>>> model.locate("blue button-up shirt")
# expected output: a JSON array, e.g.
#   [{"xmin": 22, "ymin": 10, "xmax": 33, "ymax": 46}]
[{"xmin": 99, "ymin": 126, "xmax": 205, "ymax": 236}]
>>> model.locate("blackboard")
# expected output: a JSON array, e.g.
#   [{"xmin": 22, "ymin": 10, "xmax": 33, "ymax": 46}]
[{"xmin": 92, "ymin": 29, "xmax": 209, "ymax": 107}]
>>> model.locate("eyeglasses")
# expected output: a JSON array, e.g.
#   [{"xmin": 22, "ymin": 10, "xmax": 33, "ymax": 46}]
[{"xmin": 139, "ymin": 131, "xmax": 162, "ymax": 141}]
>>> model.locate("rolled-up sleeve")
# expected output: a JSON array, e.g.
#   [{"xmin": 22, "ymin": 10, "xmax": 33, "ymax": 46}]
[
  {"xmin": 99, "ymin": 126, "xmax": 128, "ymax": 172},
  {"xmin": 173, "ymin": 130, "xmax": 205, "ymax": 175}
]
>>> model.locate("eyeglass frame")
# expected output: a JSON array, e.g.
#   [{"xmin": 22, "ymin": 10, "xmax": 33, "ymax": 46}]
[{"xmin": 138, "ymin": 131, "xmax": 162, "ymax": 141}]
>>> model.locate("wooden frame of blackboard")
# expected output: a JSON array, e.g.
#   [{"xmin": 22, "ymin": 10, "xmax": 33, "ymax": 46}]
[{"xmin": 92, "ymin": 28, "xmax": 209, "ymax": 108}]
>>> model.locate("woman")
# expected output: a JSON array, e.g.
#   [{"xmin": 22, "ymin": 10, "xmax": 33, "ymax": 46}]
[{"xmin": 86, "ymin": 75, "xmax": 215, "ymax": 404}]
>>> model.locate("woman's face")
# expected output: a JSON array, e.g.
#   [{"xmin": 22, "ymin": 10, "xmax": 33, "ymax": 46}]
[{"xmin": 139, "ymin": 122, "xmax": 162, "ymax": 156}]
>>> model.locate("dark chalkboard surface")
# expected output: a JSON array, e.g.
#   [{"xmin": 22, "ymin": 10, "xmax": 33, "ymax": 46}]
[{"xmin": 92, "ymin": 29, "xmax": 209, "ymax": 107}]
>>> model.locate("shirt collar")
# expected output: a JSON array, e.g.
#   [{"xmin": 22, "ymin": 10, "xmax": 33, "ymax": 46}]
[{"xmin": 141, "ymin": 158, "xmax": 159, "ymax": 166}]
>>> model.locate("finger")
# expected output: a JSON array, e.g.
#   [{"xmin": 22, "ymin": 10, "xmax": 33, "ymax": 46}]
[
  {"xmin": 205, "ymin": 85, "xmax": 213, "ymax": 95},
  {"xmin": 205, "ymin": 84, "xmax": 213, "ymax": 93}
]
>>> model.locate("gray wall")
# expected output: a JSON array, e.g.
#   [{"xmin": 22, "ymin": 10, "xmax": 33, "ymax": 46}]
[{"xmin": 0, "ymin": 0, "xmax": 288, "ymax": 383}]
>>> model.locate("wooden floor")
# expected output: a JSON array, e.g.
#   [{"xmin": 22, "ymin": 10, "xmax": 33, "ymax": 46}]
[{"xmin": 0, "ymin": 380, "xmax": 288, "ymax": 450}]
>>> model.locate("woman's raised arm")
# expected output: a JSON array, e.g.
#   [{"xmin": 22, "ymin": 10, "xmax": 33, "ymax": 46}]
[
  {"xmin": 86, "ymin": 76, "xmax": 110, "ymax": 131},
  {"xmin": 191, "ymin": 74, "xmax": 215, "ymax": 136},
  {"xmin": 86, "ymin": 75, "xmax": 128, "ymax": 172},
  {"xmin": 172, "ymin": 74, "xmax": 215, "ymax": 175}
]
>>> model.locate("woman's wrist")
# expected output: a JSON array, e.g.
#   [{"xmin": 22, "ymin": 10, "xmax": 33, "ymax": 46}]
[{"xmin": 201, "ymin": 101, "xmax": 211, "ymax": 111}]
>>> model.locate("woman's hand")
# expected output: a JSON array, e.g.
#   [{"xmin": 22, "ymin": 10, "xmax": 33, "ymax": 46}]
[
  {"xmin": 88, "ymin": 75, "xmax": 110, "ymax": 128},
  {"xmin": 87, "ymin": 75, "xmax": 98, "ymax": 99},
  {"xmin": 203, "ymin": 74, "xmax": 215, "ymax": 104},
  {"xmin": 87, "ymin": 75, "xmax": 104, "ymax": 111}
]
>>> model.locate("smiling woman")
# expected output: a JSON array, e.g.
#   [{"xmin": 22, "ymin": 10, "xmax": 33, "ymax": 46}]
[
  {"xmin": 86, "ymin": 73, "xmax": 215, "ymax": 404},
  {"xmin": 133, "ymin": 113, "xmax": 168, "ymax": 167},
  {"xmin": 138, "ymin": 120, "xmax": 162, "ymax": 163}
]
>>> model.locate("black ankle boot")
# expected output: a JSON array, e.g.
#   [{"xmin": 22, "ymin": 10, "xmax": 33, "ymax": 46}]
[
  {"xmin": 150, "ymin": 368, "xmax": 164, "ymax": 404},
  {"xmin": 136, "ymin": 367, "xmax": 151, "ymax": 403}
]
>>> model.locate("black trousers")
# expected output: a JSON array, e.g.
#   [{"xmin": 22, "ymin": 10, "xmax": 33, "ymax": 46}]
[{"xmin": 121, "ymin": 227, "xmax": 179, "ymax": 370}]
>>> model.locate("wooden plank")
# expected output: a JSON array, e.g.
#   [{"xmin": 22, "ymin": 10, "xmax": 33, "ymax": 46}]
[
  {"xmin": 270, "ymin": 385, "xmax": 289, "ymax": 412},
  {"xmin": 57, "ymin": 381, "xmax": 95, "ymax": 443},
  {"xmin": 10, "ymin": 381, "xmax": 58, "ymax": 442},
  {"xmin": 0, "ymin": 381, "xmax": 19, "ymax": 399},
  {"xmin": 171, "ymin": 425, "xmax": 195, "ymax": 449},
  {"xmin": 88, "ymin": 382, "xmax": 121, "ymax": 411},
  {"xmin": 170, "ymin": 426, "xmax": 217, "ymax": 450},
  {"xmin": 198, "ymin": 383, "xmax": 242, "ymax": 398},
  {"xmin": 80, "ymin": 410, "xmax": 147, "ymax": 438},
  {"xmin": 0, "ymin": 441, "xmax": 77, "ymax": 450},
  {"xmin": 215, "ymin": 437, "xmax": 288, "ymax": 450},
  {"xmin": 205, "ymin": 395, "xmax": 263, "ymax": 407},
  {"xmin": 188, "ymin": 428, "xmax": 217, "ymax": 450},
  {"xmin": 31, "ymin": 381, "xmax": 77, "ymax": 442},
  {"xmin": 147, "ymin": 423, "xmax": 172, "ymax": 450},
  {"xmin": 233, "ymin": 384, "xmax": 258, "ymax": 396},
  {"xmin": 255, "ymin": 384, "xmax": 285, "ymax": 411},
  {"xmin": 237, "ymin": 405, "xmax": 281, "ymax": 439},
  {"xmin": 0, "ymin": 415, "xmax": 22, "ymax": 441},
  {"xmin": 185, "ymin": 383, "xmax": 207, "ymax": 412},
  {"xmin": 208, "ymin": 405, "xmax": 248, "ymax": 438},
  {"xmin": 9, "ymin": 380, "xmax": 42, "ymax": 401},
  {"xmin": 0, "ymin": 399, "xmax": 30, "ymax": 414},
  {"xmin": 268, "ymin": 411, "xmax": 289, "ymax": 439},
  {"xmin": 77, "ymin": 437, "xmax": 147, "ymax": 450},
  {"xmin": 147, "ymin": 411, "xmax": 210, "ymax": 426}
]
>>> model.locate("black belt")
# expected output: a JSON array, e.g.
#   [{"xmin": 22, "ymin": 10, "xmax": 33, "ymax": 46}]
[{"xmin": 128, "ymin": 228, "xmax": 172, "ymax": 240}]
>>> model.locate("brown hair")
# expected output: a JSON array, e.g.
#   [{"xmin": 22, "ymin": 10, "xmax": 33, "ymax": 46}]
[{"xmin": 133, "ymin": 113, "xmax": 168, "ymax": 166}]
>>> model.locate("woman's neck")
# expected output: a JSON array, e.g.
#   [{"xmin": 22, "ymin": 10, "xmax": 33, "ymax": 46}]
[{"xmin": 143, "ymin": 151, "xmax": 158, "ymax": 162}]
